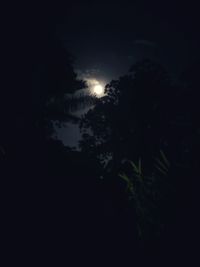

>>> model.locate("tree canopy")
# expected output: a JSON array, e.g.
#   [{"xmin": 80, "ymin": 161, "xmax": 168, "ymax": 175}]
[{"xmin": 80, "ymin": 60, "xmax": 173, "ymax": 170}]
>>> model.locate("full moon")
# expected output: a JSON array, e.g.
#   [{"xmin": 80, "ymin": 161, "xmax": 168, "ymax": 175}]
[
  {"xmin": 85, "ymin": 78, "xmax": 105, "ymax": 97},
  {"xmin": 94, "ymin": 84, "xmax": 104, "ymax": 95}
]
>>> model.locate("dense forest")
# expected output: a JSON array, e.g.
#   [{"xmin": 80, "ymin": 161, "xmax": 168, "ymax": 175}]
[{"xmin": 1, "ymin": 2, "xmax": 200, "ymax": 265}]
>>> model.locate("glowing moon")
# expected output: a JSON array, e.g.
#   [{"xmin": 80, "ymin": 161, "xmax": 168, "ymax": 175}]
[
  {"xmin": 84, "ymin": 78, "xmax": 105, "ymax": 97},
  {"xmin": 94, "ymin": 84, "xmax": 103, "ymax": 95}
]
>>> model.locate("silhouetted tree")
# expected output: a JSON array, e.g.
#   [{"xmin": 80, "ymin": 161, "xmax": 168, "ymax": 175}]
[
  {"xmin": 80, "ymin": 59, "xmax": 200, "ymax": 250},
  {"xmin": 0, "ymin": 8, "xmax": 101, "ymax": 262},
  {"xmin": 80, "ymin": 60, "xmax": 173, "ymax": 172}
]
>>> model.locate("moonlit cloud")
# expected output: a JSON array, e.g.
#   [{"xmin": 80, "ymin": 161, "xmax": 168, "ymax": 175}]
[
  {"xmin": 76, "ymin": 68, "xmax": 106, "ymax": 97},
  {"xmin": 85, "ymin": 78, "xmax": 99, "ymax": 87},
  {"xmin": 85, "ymin": 78, "xmax": 105, "ymax": 97}
]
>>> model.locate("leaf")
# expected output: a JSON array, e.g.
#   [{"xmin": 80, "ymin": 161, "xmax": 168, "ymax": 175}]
[
  {"xmin": 160, "ymin": 150, "xmax": 170, "ymax": 167},
  {"xmin": 155, "ymin": 158, "xmax": 169, "ymax": 172},
  {"xmin": 154, "ymin": 164, "xmax": 167, "ymax": 176},
  {"xmin": 119, "ymin": 173, "xmax": 129, "ymax": 183},
  {"xmin": 129, "ymin": 160, "xmax": 140, "ymax": 175},
  {"xmin": 138, "ymin": 158, "xmax": 142, "ymax": 175},
  {"xmin": 119, "ymin": 174, "xmax": 135, "ymax": 194}
]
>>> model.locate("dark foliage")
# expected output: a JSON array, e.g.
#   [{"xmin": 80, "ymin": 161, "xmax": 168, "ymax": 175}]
[{"xmin": 80, "ymin": 59, "xmax": 200, "ymax": 260}]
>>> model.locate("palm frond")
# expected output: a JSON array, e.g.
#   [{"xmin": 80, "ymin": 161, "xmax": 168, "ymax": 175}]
[
  {"xmin": 154, "ymin": 150, "xmax": 170, "ymax": 176},
  {"xmin": 160, "ymin": 150, "xmax": 170, "ymax": 167},
  {"xmin": 155, "ymin": 158, "xmax": 169, "ymax": 172}
]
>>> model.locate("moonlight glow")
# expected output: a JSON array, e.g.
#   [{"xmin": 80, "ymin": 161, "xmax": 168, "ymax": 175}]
[
  {"xmin": 94, "ymin": 84, "xmax": 103, "ymax": 95},
  {"xmin": 84, "ymin": 78, "xmax": 105, "ymax": 97}
]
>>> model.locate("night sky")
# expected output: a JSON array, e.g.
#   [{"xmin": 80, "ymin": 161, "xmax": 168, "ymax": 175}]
[
  {"xmin": 58, "ymin": 1, "xmax": 200, "ymax": 75},
  {"xmin": 55, "ymin": 0, "xmax": 200, "ymax": 147},
  {"xmin": 3, "ymin": 1, "xmax": 200, "ymax": 147}
]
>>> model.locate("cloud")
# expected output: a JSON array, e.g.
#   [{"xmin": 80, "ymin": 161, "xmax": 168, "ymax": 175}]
[
  {"xmin": 76, "ymin": 68, "xmax": 106, "ymax": 92},
  {"xmin": 85, "ymin": 78, "xmax": 99, "ymax": 87},
  {"xmin": 76, "ymin": 68, "xmax": 101, "ymax": 80}
]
